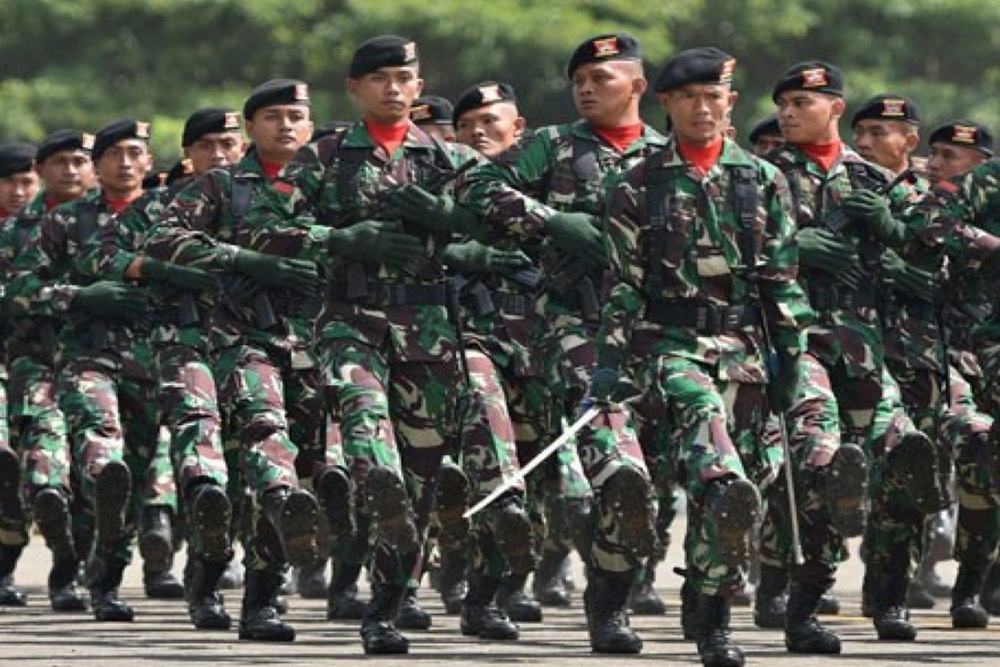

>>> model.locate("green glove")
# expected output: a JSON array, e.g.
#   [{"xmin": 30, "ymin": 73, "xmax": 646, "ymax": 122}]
[
  {"xmin": 881, "ymin": 250, "xmax": 937, "ymax": 300},
  {"xmin": 797, "ymin": 227, "xmax": 861, "ymax": 278},
  {"xmin": 327, "ymin": 220, "xmax": 425, "ymax": 264},
  {"xmin": 585, "ymin": 367, "xmax": 620, "ymax": 402},
  {"xmin": 544, "ymin": 211, "xmax": 607, "ymax": 268},
  {"xmin": 141, "ymin": 258, "xmax": 218, "ymax": 292},
  {"xmin": 768, "ymin": 349, "xmax": 802, "ymax": 413},
  {"xmin": 388, "ymin": 184, "xmax": 485, "ymax": 238},
  {"xmin": 842, "ymin": 190, "xmax": 907, "ymax": 248},
  {"xmin": 234, "ymin": 249, "xmax": 321, "ymax": 292},
  {"xmin": 73, "ymin": 280, "xmax": 151, "ymax": 319},
  {"xmin": 443, "ymin": 241, "xmax": 532, "ymax": 274}
]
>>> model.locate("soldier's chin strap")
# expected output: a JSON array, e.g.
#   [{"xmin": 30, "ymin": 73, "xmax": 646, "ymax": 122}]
[{"xmin": 463, "ymin": 405, "xmax": 601, "ymax": 519}]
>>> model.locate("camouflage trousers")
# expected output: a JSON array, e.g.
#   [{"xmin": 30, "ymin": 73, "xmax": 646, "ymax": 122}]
[
  {"xmin": 0, "ymin": 374, "xmax": 24, "ymax": 547},
  {"xmin": 59, "ymin": 353, "xmax": 165, "ymax": 564},
  {"xmin": 214, "ymin": 341, "xmax": 331, "ymax": 574}
]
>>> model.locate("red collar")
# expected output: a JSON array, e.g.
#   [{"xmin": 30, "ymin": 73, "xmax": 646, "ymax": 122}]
[
  {"xmin": 799, "ymin": 141, "xmax": 843, "ymax": 173},
  {"xmin": 678, "ymin": 138, "xmax": 725, "ymax": 176},
  {"xmin": 592, "ymin": 122, "xmax": 644, "ymax": 153},
  {"xmin": 365, "ymin": 119, "xmax": 411, "ymax": 156}
]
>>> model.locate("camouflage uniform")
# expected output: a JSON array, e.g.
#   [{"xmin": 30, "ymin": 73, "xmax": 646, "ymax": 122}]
[{"xmin": 460, "ymin": 119, "xmax": 668, "ymax": 575}]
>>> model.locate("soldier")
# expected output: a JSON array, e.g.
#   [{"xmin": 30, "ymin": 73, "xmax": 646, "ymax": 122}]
[
  {"xmin": 747, "ymin": 115, "xmax": 783, "ymax": 157},
  {"xmin": 411, "ymin": 95, "xmax": 458, "ymax": 142},
  {"xmin": 143, "ymin": 80, "xmax": 341, "ymax": 642},
  {"xmin": 0, "ymin": 142, "xmax": 40, "ymax": 606},
  {"xmin": 453, "ymin": 83, "xmax": 527, "ymax": 159},
  {"xmin": 766, "ymin": 61, "xmax": 941, "ymax": 643},
  {"xmin": 1, "ymin": 131, "xmax": 96, "ymax": 612},
  {"xmin": 852, "ymin": 94, "xmax": 921, "ymax": 177},
  {"xmin": 460, "ymin": 32, "xmax": 668, "ymax": 653}
]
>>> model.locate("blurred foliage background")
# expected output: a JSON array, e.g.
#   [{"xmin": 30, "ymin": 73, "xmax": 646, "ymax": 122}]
[{"xmin": 1, "ymin": 0, "xmax": 998, "ymax": 165}]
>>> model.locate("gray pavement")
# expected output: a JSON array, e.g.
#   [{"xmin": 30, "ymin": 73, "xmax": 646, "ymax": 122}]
[{"xmin": 1, "ymin": 533, "xmax": 998, "ymax": 666}]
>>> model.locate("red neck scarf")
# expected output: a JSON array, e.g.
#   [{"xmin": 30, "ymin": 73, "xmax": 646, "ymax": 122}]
[
  {"xmin": 593, "ymin": 122, "xmax": 644, "ymax": 153},
  {"xmin": 365, "ymin": 119, "xmax": 410, "ymax": 156},
  {"xmin": 800, "ymin": 141, "xmax": 843, "ymax": 173},
  {"xmin": 103, "ymin": 193, "xmax": 140, "ymax": 214},
  {"xmin": 259, "ymin": 159, "xmax": 283, "ymax": 180},
  {"xmin": 679, "ymin": 137, "xmax": 725, "ymax": 176},
  {"xmin": 44, "ymin": 194, "xmax": 64, "ymax": 211}
]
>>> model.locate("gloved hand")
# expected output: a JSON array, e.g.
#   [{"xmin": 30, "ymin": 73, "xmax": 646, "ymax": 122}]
[
  {"xmin": 797, "ymin": 227, "xmax": 861, "ymax": 279},
  {"xmin": 234, "ymin": 248, "xmax": 321, "ymax": 293},
  {"xmin": 767, "ymin": 349, "xmax": 801, "ymax": 413},
  {"xmin": 141, "ymin": 258, "xmax": 218, "ymax": 292},
  {"xmin": 544, "ymin": 211, "xmax": 607, "ymax": 268},
  {"xmin": 881, "ymin": 250, "xmax": 937, "ymax": 300},
  {"xmin": 842, "ymin": 190, "xmax": 907, "ymax": 247},
  {"xmin": 328, "ymin": 220, "xmax": 424, "ymax": 263},
  {"xmin": 387, "ymin": 184, "xmax": 484, "ymax": 238},
  {"xmin": 585, "ymin": 367, "xmax": 620, "ymax": 402},
  {"xmin": 443, "ymin": 240, "xmax": 532, "ymax": 274},
  {"xmin": 73, "ymin": 280, "xmax": 151, "ymax": 319}
]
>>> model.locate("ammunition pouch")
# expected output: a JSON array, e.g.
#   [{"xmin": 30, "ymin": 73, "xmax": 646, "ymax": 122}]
[{"xmin": 806, "ymin": 282, "xmax": 878, "ymax": 312}]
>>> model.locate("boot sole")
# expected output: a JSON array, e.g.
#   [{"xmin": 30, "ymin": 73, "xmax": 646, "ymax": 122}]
[
  {"xmin": 495, "ymin": 507, "xmax": 536, "ymax": 575},
  {"xmin": 602, "ymin": 466, "xmax": 657, "ymax": 557},
  {"xmin": 435, "ymin": 464, "xmax": 470, "ymax": 550},
  {"xmin": 95, "ymin": 461, "xmax": 131, "ymax": 551},
  {"xmin": 34, "ymin": 488, "xmax": 76, "ymax": 560},
  {"xmin": 279, "ymin": 490, "xmax": 319, "ymax": 568},
  {"xmin": 316, "ymin": 467, "xmax": 355, "ymax": 540},
  {"xmin": 365, "ymin": 468, "xmax": 418, "ymax": 553},
  {"xmin": 825, "ymin": 444, "xmax": 868, "ymax": 537},
  {"xmin": 711, "ymin": 479, "xmax": 760, "ymax": 567},
  {"xmin": 191, "ymin": 485, "xmax": 233, "ymax": 562},
  {"xmin": 139, "ymin": 528, "xmax": 174, "ymax": 574},
  {"xmin": 888, "ymin": 434, "xmax": 941, "ymax": 514}
]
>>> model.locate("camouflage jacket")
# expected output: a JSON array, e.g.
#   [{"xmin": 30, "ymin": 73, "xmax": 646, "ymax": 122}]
[
  {"xmin": 765, "ymin": 144, "xmax": 911, "ymax": 379},
  {"xmin": 597, "ymin": 139, "xmax": 811, "ymax": 383},
  {"xmin": 272, "ymin": 121, "xmax": 485, "ymax": 363},
  {"xmin": 143, "ymin": 149, "xmax": 327, "ymax": 361},
  {"xmin": 7, "ymin": 188, "xmax": 162, "ymax": 379},
  {"xmin": 458, "ymin": 119, "xmax": 668, "ymax": 326}
]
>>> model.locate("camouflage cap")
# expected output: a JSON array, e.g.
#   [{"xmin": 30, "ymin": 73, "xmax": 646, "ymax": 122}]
[
  {"xmin": 851, "ymin": 93, "xmax": 920, "ymax": 128},
  {"xmin": 92, "ymin": 118, "xmax": 151, "ymax": 160},
  {"xmin": 772, "ymin": 61, "xmax": 844, "ymax": 102},
  {"xmin": 36, "ymin": 130, "xmax": 94, "ymax": 163},
  {"xmin": 653, "ymin": 47, "xmax": 736, "ymax": 93},
  {"xmin": 452, "ymin": 81, "xmax": 518, "ymax": 123},
  {"xmin": 0, "ymin": 142, "xmax": 36, "ymax": 178},
  {"xmin": 929, "ymin": 120, "xmax": 994, "ymax": 157},
  {"xmin": 182, "ymin": 107, "xmax": 242, "ymax": 147},
  {"xmin": 243, "ymin": 79, "xmax": 310, "ymax": 121},
  {"xmin": 349, "ymin": 35, "xmax": 418, "ymax": 78},
  {"xmin": 566, "ymin": 33, "xmax": 641, "ymax": 79}
]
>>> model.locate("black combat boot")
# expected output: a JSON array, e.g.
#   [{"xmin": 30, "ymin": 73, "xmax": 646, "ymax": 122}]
[
  {"xmin": 691, "ymin": 592, "xmax": 743, "ymax": 667},
  {"xmin": 951, "ymin": 561, "xmax": 990, "ymax": 629},
  {"xmin": 784, "ymin": 582, "xmax": 841, "ymax": 654},
  {"xmin": 583, "ymin": 568, "xmax": 642, "ymax": 653},
  {"xmin": 886, "ymin": 433, "xmax": 943, "ymax": 514},
  {"xmin": 437, "ymin": 548, "xmax": 468, "ymax": 614},
  {"xmin": 314, "ymin": 465, "xmax": 355, "ymax": 541},
  {"xmin": 259, "ymin": 486, "xmax": 319, "ymax": 568},
  {"xmin": 327, "ymin": 558, "xmax": 366, "ymax": 620},
  {"xmin": 983, "ymin": 562, "xmax": 1000, "ymax": 615},
  {"xmin": 89, "ymin": 556, "xmax": 134, "ymax": 622},
  {"xmin": 492, "ymin": 499, "xmax": 537, "ymax": 575},
  {"xmin": 601, "ymin": 466, "xmax": 658, "ymax": 557},
  {"xmin": 363, "ymin": 468, "xmax": 419, "ymax": 553},
  {"xmin": 679, "ymin": 570, "xmax": 698, "ymax": 640},
  {"xmin": 872, "ymin": 551, "xmax": 917, "ymax": 641},
  {"xmin": 94, "ymin": 460, "xmax": 130, "ymax": 552},
  {"xmin": 629, "ymin": 556, "xmax": 666, "ymax": 615},
  {"xmin": 396, "ymin": 587, "xmax": 432, "ymax": 630},
  {"xmin": 753, "ymin": 563, "xmax": 788, "ymax": 629},
  {"xmin": 48, "ymin": 556, "xmax": 88, "ymax": 611},
  {"xmin": 296, "ymin": 559, "xmax": 329, "ymax": 599},
  {"xmin": 434, "ymin": 459, "xmax": 470, "ymax": 553},
  {"xmin": 239, "ymin": 569, "xmax": 295, "ymax": 641},
  {"xmin": 187, "ymin": 482, "xmax": 233, "ymax": 563},
  {"xmin": 361, "ymin": 583, "xmax": 409, "ymax": 654},
  {"xmin": 0, "ymin": 447, "xmax": 22, "ymax": 529},
  {"xmin": 533, "ymin": 548, "xmax": 572, "ymax": 607},
  {"xmin": 497, "ymin": 571, "xmax": 543, "ymax": 622},
  {"xmin": 0, "ymin": 544, "xmax": 27, "ymax": 606},
  {"xmin": 816, "ymin": 591, "xmax": 841, "ymax": 614},
  {"xmin": 819, "ymin": 442, "xmax": 868, "ymax": 537},
  {"xmin": 186, "ymin": 557, "xmax": 232, "ymax": 630},
  {"xmin": 34, "ymin": 487, "xmax": 76, "ymax": 561},
  {"xmin": 139, "ymin": 505, "xmax": 175, "ymax": 574},
  {"xmin": 704, "ymin": 476, "xmax": 761, "ymax": 566},
  {"xmin": 460, "ymin": 573, "xmax": 519, "ymax": 640}
]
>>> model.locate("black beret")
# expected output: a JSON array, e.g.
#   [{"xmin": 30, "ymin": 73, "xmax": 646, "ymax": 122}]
[
  {"xmin": 929, "ymin": 120, "xmax": 994, "ymax": 157},
  {"xmin": 772, "ymin": 61, "xmax": 845, "ymax": 102},
  {"xmin": 166, "ymin": 158, "xmax": 196, "ymax": 186},
  {"xmin": 349, "ymin": 35, "xmax": 418, "ymax": 78},
  {"xmin": 243, "ymin": 79, "xmax": 310, "ymax": 121},
  {"xmin": 0, "ymin": 143, "xmax": 36, "ymax": 178},
  {"xmin": 851, "ymin": 93, "xmax": 920, "ymax": 128},
  {"xmin": 748, "ymin": 115, "xmax": 782, "ymax": 145},
  {"xmin": 311, "ymin": 120, "xmax": 353, "ymax": 142},
  {"xmin": 182, "ymin": 107, "xmax": 242, "ymax": 147},
  {"xmin": 36, "ymin": 130, "xmax": 94, "ymax": 163},
  {"xmin": 92, "ymin": 118, "xmax": 150, "ymax": 160},
  {"xmin": 566, "ymin": 33, "xmax": 641, "ymax": 79},
  {"xmin": 452, "ymin": 81, "xmax": 518, "ymax": 123},
  {"xmin": 653, "ymin": 47, "xmax": 736, "ymax": 93},
  {"xmin": 410, "ymin": 96, "xmax": 454, "ymax": 125}
]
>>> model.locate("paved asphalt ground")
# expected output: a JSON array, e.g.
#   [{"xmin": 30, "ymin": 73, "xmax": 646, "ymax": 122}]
[{"xmin": 2, "ymin": 530, "xmax": 999, "ymax": 666}]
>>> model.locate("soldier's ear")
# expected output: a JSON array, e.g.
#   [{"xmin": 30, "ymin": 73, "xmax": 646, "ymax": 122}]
[
  {"xmin": 632, "ymin": 76, "xmax": 648, "ymax": 98},
  {"xmin": 830, "ymin": 96, "xmax": 846, "ymax": 120},
  {"xmin": 513, "ymin": 116, "xmax": 527, "ymax": 138},
  {"xmin": 905, "ymin": 130, "xmax": 920, "ymax": 153}
]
